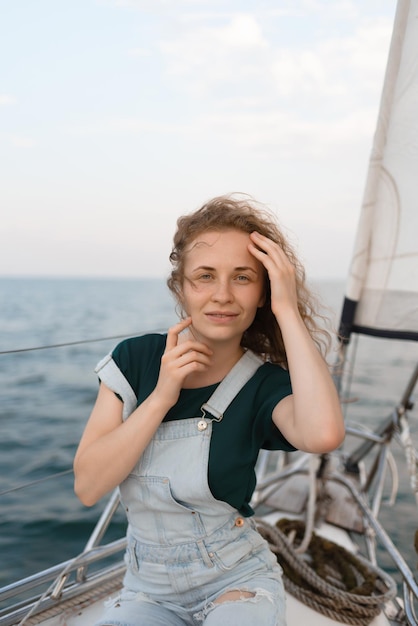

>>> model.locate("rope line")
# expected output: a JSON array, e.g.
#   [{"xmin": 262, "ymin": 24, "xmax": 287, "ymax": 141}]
[
  {"xmin": 0, "ymin": 469, "xmax": 73, "ymax": 497},
  {"xmin": 0, "ymin": 328, "xmax": 167, "ymax": 355},
  {"xmin": 256, "ymin": 517, "xmax": 397, "ymax": 625},
  {"xmin": 17, "ymin": 572, "xmax": 124, "ymax": 625}
]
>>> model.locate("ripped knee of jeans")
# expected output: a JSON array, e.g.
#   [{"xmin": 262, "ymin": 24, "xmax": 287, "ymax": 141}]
[
  {"xmin": 214, "ymin": 589, "xmax": 255, "ymax": 603},
  {"xmin": 194, "ymin": 587, "xmax": 275, "ymax": 622}
]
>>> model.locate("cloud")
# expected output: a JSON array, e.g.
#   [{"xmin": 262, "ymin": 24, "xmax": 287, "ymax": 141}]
[
  {"xmin": 65, "ymin": 117, "xmax": 190, "ymax": 136},
  {"xmin": 191, "ymin": 107, "xmax": 375, "ymax": 159},
  {"xmin": 270, "ymin": 18, "xmax": 392, "ymax": 106},
  {"xmin": 154, "ymin": 7, "xmax": 393, "ymax": 146},
  {"xmin": 10, "ymin": 136, "xmax": 35, "ymax": 148},
  {"xmin": 0, "ymin": 94, "xmax": 16, "ymax": 106},
  {"xmin": 59, "ymin": 5, "xmax": 392, "ymax": 169},
  {"xmin": 292, "ymin": 0, "xmax": 358, "ymax": 19},
  {"xmin": 217, "ymin": 14, "xmax": 266, "ymax": 47},
  {"xmin": 159, "ymin": 13, "xmax": 268, "ymax": 92},
  {"xmin": 127, "ymin": 47, "xmax": 152, "ymax": 57},
  {"xmin": 64, "ymin": 9, "xmax": 391, "ymax": 161}
]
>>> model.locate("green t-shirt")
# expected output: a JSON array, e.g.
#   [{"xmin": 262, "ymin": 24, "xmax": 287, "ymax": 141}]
[{"xmin": 111, "ymin": 333, "xmax": 295, "ymax": 516}]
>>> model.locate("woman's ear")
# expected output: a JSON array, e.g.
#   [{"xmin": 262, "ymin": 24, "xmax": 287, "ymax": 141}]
[{"xmin": 257, "ymin": 293, "xmax": 266, "ymax": 308}]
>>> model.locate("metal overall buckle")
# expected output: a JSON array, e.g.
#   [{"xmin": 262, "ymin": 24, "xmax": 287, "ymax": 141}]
[{"xmin": 197, "ymin": 407, "xmax": 223, "ymax": 431}]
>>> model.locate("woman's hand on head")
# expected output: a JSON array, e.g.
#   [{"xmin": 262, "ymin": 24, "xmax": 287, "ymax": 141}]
[
  {"xmin": 153, "ymin": 318, "xmax": 213, "ymax": 408},
  {"xmin": 248, "ymin": 231, "xmax": 298, "ymax": 320},
  {"xmin": 249, "ymin": 233, "xmax": 345, "ymax": 454}
]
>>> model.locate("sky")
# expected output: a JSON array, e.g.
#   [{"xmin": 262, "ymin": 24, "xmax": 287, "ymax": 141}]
[{"xmin": 1, "ymin": 0, "xmax": 397, "ymax": 280}]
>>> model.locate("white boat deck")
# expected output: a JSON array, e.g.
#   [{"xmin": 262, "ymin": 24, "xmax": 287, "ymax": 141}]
[{"xmin": 34, "ymin": 586, "xmax": 391, "ymax": 626}]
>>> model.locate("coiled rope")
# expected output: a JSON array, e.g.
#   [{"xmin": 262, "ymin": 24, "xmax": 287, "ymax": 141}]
[
  {"xmin": 256, "ymin": 517, "xmax": 397, "ymax": 625},
  {"xmin": 16, "ymin": 574, "xmax": 124, "ymax": 625}
]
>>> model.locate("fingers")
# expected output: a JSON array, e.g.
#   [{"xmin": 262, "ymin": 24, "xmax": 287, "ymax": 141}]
[
  {"xmin": 165, "ymin": 318, "xmax": 213, "ymax": 363},
  {"xmin": 248, "ymin": 232, "xmax": 298, "ymax": 316},
  {"xmin": 248, "ymin": 231, "xmax": 293, "ymax": 275},
  {"xmin": 157, "ymin": 322, "xmax": 213, "ymax": 404},
  {"xmin": 167, "ymin": 346, "xmax": 213, "ymax": 372},
  {"xmin": 165, "ymin": 317, "xmax": 193, "ymax": 350},
  {"xmin": 249, "ymin": 231, "xmax": 284, "ymax": 257}
]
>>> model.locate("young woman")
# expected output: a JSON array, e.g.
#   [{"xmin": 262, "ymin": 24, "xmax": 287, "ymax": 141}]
[{"xmin": 74, "ymin": 194, "xmax": 345, "ymax": 626}]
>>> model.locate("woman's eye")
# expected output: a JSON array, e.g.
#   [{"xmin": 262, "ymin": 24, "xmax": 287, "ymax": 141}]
[{"xmin": 236, "ymin": 275, "xmax": 250, "ymax": 282}]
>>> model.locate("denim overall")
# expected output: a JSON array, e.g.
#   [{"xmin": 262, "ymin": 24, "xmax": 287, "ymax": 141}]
[{"xmin": 95, "ymin": 350, "xmax": 286, "ymax": 626}]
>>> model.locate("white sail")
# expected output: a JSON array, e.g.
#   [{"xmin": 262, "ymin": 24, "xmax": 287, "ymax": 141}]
[{"xmin": 340, "ymin": 0, "xmax": 418, "ymax": 342}]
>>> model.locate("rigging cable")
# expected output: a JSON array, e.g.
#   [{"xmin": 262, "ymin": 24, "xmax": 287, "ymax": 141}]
[
  {"xmin": 0, "ymin": 470, "xmax": 73, "ymax": 498},
  {"xmin": 0, "ymin": 328, "xmax": 167, "ymax": 355}
]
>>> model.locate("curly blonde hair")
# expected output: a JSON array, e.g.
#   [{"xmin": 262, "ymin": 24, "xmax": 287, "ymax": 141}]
[{"xmin": 167, "ymin": 194, "xmax": 330, "ymax": 366}]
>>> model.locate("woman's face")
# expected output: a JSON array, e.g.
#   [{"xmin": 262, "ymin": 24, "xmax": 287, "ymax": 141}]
[{"xmin": 181, "ymin": 229, "xmax": 265, "ymax": 347}]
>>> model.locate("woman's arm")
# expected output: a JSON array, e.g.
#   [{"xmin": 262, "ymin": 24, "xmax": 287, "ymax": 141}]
[
  {"xmin": 249, "ymin": 232, "xmax": 345, "ymax": 453},
  {"xmin": 271, "ymin": 309, "xmax": 345, "ymax": 453},
  {"xmin": 73, "ymin": 382, "xmax": 171, "ymax": 506},
  {"xmin": 73, "ymin": 318, "xmax": 212, "ymax": 506}
]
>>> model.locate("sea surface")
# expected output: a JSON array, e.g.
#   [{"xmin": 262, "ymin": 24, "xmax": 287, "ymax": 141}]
[{"xmin": 0, "ymin": 277, "xmax": 417, "ymax": 598}]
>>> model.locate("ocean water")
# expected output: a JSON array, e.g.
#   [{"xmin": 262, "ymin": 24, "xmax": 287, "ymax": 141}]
[{"xmin": 0, "ymin": 277, "xmax": 417, "ymax": 596}]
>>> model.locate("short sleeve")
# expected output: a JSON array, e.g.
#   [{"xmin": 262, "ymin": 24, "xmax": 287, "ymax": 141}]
[
  {"xmin": 252, "ymin": 363, "xmax": 296, "ymax": 452},
  {"xmin": 95, "ymin": 333, "xmax": 166, "ymax": 420}
]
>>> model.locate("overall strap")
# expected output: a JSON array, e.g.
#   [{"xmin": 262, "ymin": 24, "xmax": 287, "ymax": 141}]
[{"xmin": 201, "ymin": 350, "xmax": 264, "ymax": 419}]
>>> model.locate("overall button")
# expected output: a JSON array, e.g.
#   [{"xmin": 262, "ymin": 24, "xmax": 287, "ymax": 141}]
[
  {"xmin": 234, "ymin": 517, "xmax": 244, "ymax": 527},
  {"xmin": 197, "ymin": 420, "xmax": 208, "ymax": 431}
]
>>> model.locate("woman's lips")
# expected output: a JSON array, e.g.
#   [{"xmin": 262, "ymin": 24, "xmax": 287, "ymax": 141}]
[{"xmin": 205, "ymin": 312, "xmax": 238, "ymax": 322}]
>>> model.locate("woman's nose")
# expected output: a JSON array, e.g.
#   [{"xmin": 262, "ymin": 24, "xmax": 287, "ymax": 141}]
[{"xmin": 211, "ymin": 279, "xmax": 233, "ymax": 302}]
